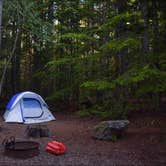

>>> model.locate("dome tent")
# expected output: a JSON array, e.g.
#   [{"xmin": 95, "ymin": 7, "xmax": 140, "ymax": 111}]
[{"xmin": 3, "ymin": 91, "xmax": 55, "ymax": 124}]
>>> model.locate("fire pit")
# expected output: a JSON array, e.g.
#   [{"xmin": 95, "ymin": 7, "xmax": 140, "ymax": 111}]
[{"xmin": 2, "ymin": 136, "xmax": 40, "ymax": 159}]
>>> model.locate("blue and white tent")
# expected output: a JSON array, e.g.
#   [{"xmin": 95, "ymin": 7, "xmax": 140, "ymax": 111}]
[{"xmin": 3, "ymin": 91, "xmax": 55, "ymax": 124}]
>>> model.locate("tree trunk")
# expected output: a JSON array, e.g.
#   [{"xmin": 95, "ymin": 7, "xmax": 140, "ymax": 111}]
[
  {"xmin": 0, "ymin": 0, "xmax": 3, "ymax": 58},
  {"xmin": 152, "ymin": 0, "xmax": 159, "ymax": 53},
  {"xmin": 141, "ymin": 0, "xmax": 149, "ymax": 55},
  {"xmin": 11, "ymin": 27, "xmax": 21, "ymax": 93},
  {"xmin": 0, "ymin": 28, "xmax": 19, "ymax": 96},
  {"xmin": 114, "ymin": 0, "xmax": 127, "ymax": 74}
]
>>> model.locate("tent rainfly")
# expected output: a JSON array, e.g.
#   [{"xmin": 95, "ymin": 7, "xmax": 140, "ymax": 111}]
[{"xmin": 3, "ymin": 91, "xmax": 55, "ymax": 124}]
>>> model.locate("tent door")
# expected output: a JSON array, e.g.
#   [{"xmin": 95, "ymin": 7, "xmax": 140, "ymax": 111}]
[{"xmin": 21, "ymin": 98, "xmax": 44, "ymax": 118}]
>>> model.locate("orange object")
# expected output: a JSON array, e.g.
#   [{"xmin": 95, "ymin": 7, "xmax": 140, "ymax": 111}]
[{"xmin": 46, "ymin": 141, "xmax": 66, "ymax": 155}]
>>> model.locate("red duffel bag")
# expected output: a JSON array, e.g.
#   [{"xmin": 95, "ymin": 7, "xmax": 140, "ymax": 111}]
[{"xmin": 46, "ymin": 141, "xmax": 66, "ymax": 155}]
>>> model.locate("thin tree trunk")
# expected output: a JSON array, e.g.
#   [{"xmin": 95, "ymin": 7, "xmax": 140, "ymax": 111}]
[
  {"xmin": 114, "ymin": 0, "xmax": 127, "ymax": 74},
  {"xmin": 0, "ymin": 0, "xmax": 3, "ymax": 58},
  {"xmin": 11, "ymin": 28, "xmax": 21, "ymax": 93},
  {"xmin": 0, "ymin": 28, "xmax": 19, "ymax": 96},
  {"xmin": 141, "ymin": 0, "xmax": 149, "ymax": 55},
  {"xmin": 152, "ymin": 0, "xmax": 159, "ymax": 53}
]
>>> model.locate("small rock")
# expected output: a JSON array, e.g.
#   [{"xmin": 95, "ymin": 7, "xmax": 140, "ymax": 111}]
[{"xmin": 93, "ymin": 120, "xmax": 130, "ymax": 141}]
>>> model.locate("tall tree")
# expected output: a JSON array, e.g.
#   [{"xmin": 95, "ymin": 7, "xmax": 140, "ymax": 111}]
[{"xmin": 0, "ymin": 0, "xmax": 3, "ymax": 58}]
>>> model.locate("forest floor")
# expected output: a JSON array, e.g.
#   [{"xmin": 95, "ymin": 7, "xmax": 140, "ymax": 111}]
[{"xmin": 0, "ymin": 111, "xmax": 166, "ymax": 166}]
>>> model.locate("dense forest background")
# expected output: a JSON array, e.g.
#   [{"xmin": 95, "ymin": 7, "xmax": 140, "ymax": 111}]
[{"xmin": 0, "ymin": 0, "xmax": 165, "ymax": 118}]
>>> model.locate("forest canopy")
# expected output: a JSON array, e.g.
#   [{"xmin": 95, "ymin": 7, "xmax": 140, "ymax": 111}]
[{"xmin": 0, "ymin": 0, "xmax": 166, "ymax": 118}]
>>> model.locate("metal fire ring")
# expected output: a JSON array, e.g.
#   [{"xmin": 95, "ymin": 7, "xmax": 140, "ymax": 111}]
[{"xmin": 2, "ymin": 136, "xmax": 39, "ymax": 151}]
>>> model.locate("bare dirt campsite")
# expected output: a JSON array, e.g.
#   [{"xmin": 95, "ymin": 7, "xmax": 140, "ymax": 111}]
[{"xmin": 0, "ymin": 111, "xmax": 165, "ymax": 166}]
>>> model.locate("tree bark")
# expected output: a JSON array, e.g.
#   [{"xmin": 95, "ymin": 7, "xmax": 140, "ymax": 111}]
[
  {"xmin": 0, "ymin": 0, "xmax": 3, "ymax": 58},
  {"xmin": 141, "ymin": 0, "xmax": 149, "ymax": 55},
  {"xmin": 11, "ymin": 27, "xmax": 21, "ymax": 93},
  {"xmin": 152, "ymin": 0, "xmax": 159, "ymax": 53},
  {"xmin": 0, "ymin": 28, "xmax": 19, "ymax": 96}
]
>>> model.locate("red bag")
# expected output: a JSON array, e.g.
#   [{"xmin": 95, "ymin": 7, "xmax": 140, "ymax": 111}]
[
  {"xmin": 46, "ymin": 146, "xmax": 60, "ymax": 155},
  {"xmin": 46, "ymin": 141, "xmax": 66, "ymax": 155}
]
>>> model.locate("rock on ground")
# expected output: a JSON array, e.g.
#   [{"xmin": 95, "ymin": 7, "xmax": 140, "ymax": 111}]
[{"xmin": 93, "ymin": 120, "xmax": 130, "ymax": 141}]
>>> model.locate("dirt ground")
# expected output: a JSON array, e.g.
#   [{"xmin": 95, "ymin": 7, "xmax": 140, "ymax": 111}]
[{"xmin": 0, "ymin": 111, "xmax": 166, "ymax": 166}]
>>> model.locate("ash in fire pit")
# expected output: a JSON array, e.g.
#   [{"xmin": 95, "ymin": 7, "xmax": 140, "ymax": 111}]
[{"xmin": 25, "ymin": 125, "xmax": 51, "ymax": 138}]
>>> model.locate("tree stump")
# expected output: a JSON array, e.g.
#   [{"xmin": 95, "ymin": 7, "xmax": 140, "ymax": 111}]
[{"xmin": 25, "ymin": 125, "xmax": 51, "ymax": 138}]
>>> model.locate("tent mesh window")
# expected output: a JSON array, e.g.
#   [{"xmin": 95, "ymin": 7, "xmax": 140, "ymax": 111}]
[{"xmin": 23, "ymin": 98, "xmax": 42, "ymax": 108}]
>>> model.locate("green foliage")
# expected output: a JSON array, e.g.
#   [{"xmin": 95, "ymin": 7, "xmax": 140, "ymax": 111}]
[
  {"xmin": 61, "ymin": 33, "xmax": 95, "ymax": 41},
  {"xmin": 79, "ymin": 89, "xmax": 133, "ymax": 119},
  {"xmin": 46, "ymin": 88, "xmax": 72, "ymax": 101},
  {"xmin": 81, "ymin": 80, "xmax": 113, "ymax": 90},
  {"xmin": 99, "ymin": 12, "xmax": 141, "ymax": 31},
  {"xmin": 114, "ymin": 65, "xmax": 166, "ymax": 94},
  {"xmin": 100, "ymin": 37, "xmax": 141, "ymax": 54},
  {"xmin": 2, "ymin": 0, "xmax": 166, "ymax": 118},
  {"xmin": 76, "ymin": 110, "xmax": 91, "ymax": 117},
  {"xmin": 79, "ymin": 63, "xmax": 165, "ymax": 118},
  {"xmin": 81, "ymin": 64, "xmax": 166, "ymax": 94}
]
